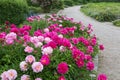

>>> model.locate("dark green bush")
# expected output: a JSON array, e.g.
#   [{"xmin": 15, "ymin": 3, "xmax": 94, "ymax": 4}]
[
  {"xmin": 64, "ymin": 0, "xmax": 74, "ymax": 6},
  {"xmin": 113, "ymin": 19, "xmax": 120, "ymax": 27},
  {"xmin": 0, "ymin": 0, "xmax": 29, "ymax": 25},
  {"xmin": 93, "ymin": 11, "xmax": 116, "ymax": 21},
  {"xmin": 26, "ymin": 0, "xmax": 39, "ymax": 7},
  {"xmin": 36, "ymin": 0, "xmax": 64, "ymax": 13}
]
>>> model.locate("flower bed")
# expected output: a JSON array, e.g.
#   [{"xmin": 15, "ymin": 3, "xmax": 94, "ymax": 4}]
[{"xmin": 0, "ymin": 14, "xmax": 107, "ymax": 80}]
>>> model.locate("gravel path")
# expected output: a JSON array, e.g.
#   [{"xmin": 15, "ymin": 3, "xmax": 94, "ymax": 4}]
[{"xmin": 59, "ymin": 6, "xmax": 120, "ymax": 80}]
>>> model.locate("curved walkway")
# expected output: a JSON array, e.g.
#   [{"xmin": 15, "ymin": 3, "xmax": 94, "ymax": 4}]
[{"xmin": 59, "ymin": 6, "xmax": 120, "ymax": 80}]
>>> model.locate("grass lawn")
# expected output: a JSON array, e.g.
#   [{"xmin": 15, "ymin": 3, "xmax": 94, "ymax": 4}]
[{"xmin": 81, "ymin": 2, "xmax": 120, "ymax": 22}]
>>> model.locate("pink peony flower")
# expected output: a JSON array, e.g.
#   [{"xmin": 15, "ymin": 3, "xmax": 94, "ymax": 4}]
[
  {"xmin": 57, "ymin": 62, "xmax": 69, "ymax": 74},
  {"xmin": 42, "ymin": 46, "xmax": 53, "ymax": 55},
  {"xmin": 30, "ymin": 36, "xmax": 39, "ymax": 44},
  {"xmin": 21, "ymin": 74, "xmax": 30, "ymax": 80},
  {"xmin": 5, "ymin": 38, "xmax": 14, "ymax": 45},
  {"xmin": 20, "ymin": 61, "xmax": 28, "ymax": 71},
  {"xmin": 25, "ymin": 55, "xmax": 36, "ymax": 64},
  {"xmin": 32, "ymin": 62, "xmax": 43, "ymax": 73},
  {"xmin": 44, "ymin": 37, "xmax": 52, "ymax": 43},
  {"xmin": 99, "ymin": 44, "xmax": 104, "ymax": 50},
  {"xmin": 59, "ymin": 46, "xmax": 66, "ymax": 52},
  {"xmin": 5, "ymin": 32, "xmax": 17, "ymax": 40},
  {"xmin": 86, "ymin": 61, "xmax": 94, "ymax": 71},
  {"xmin": 38, "ymin": 36, "xmax": 44, "ymax": 42},
  {"xmin": 87, "ymin": 46, "xmax": 94, "ymax": 53},
  {"xmin": 58, "ymin": 34, "xmax": 63, "ymax": 38},
  {"xmin": 24, "ymin": 46, "xmax": 34, "ymax": 53},
  {"xmin": 6, "ymin": 69, "xmax": 17, "ymax": 80},
  {"xmin": 0, "ymin": 71, "xmax": 8, "ymax": 80},
  {"xmin": 34, "ymin": 42, "xmax": 43, "ymax": 48},
  {"xmin": 76, "ymin": 59, "xmax": 84, "ymax": 68},
  {"xmin": 40, "ymin": 55, "xmax": 50, "ymax": 66},
  {"xmin": 80, "ymin": 25, "xmax": 85, "ymax": 31},
  {"xmin": 58, "ymin": 76, "xmax": 66, "ymax": 80},
  {"xmin": 35, "ymin": 78, "xmax": 42, "ymax": 80},
  {"xmin": 44, "ymin": 28, "xmax": 49, "ymax": 33},
  {"xmin": 97, "ymin": 74, "xmax": 108, "ymax": 80}
]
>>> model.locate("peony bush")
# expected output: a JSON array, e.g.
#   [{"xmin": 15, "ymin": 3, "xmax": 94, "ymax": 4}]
[{"xmin": 0, "ymin": 14, "xmax": 107, "ymax": 80}]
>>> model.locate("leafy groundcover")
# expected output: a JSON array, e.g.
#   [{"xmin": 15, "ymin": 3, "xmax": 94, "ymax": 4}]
[{"xmin": 0, "ymin": 14, "xmax": 107, "ymax": 80}]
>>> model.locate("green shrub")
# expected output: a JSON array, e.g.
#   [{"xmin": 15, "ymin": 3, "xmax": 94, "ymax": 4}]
[
  {"xmin": 36, "ymin": 0, "xmax": 64, "ymax": 13},
  {"xmin": 0, "ymin": 0, "xmax": 29, "ymax": 25},
  {"xmin": 64, "ymin": 0, "xmax": 74, "ymax": 6},
  {"xmin": 29, "ymin": 6, "xmax": 43, "ymax": 13},
  {"xmin": 26, "ymin": 0, "xmax": 39, "ymax": 7},
  {"xmin": 113, "ymin": 19, "xmax": 120, "ymax": 27}
]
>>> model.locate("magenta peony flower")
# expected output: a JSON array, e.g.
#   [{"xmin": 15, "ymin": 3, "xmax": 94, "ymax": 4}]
[
  {"xmin": 48, "ymin": 41, "xmax": 57, "ymax": 49},
  {"xmin": 0, "ymin": 71, "xmax": 8, "ymax": 80},
  {"xmin": 85, "ymin": 55, "xmax": 92, "ymax": 61},
  {"xmin": 25, "ymin": 55, "xmax": 36, "ymax": 64},
  {"xmin": 71, "ymin": 38, "xmax": 79, "ymax": 44},
  {"xmin": 91, "ymin": 38, "xmax": 97, "ymax": 46},
  {"xmin": 6, "ymin": 69, "xmax": 17, "ymax": 80},
  {"xmin": 58, "ymin": 76, "xmax": 66, "ymax": 80},
  {"xmin": 99, "ymin": 44, "xmax": 104, "ymax": 50},
  {"xmin": 86, "ymin": 61, "xmax": 94, "ymax": 71},
  {"xmin": 87, "ymin": 46, "xmax": 94, "ymax": 53},
  {"xmin": 23, "ymin": 35, "xmax": 31, "ymax": 42},
  {"xmin": 10, "ymin": 27, "xmax": 19, "ymax": 34},
  {"xmin": 0, "ymin": 32, "xmax": 6, "ymax": 39},
  {"xmin": 97, "ymin": 74, "xmax": 108, "ymax": 80},
  {"xmin": 57, "ymin": 62, "xmax": 69, "ymax": 74},
  {"xmin": 24, "ymin": 46, "xmax": 34, "ymax": 53},
  {"xmin": 20, "ymin": 61, "xmax": 28, "ymax": 71},
  {"xmin": 10, "ymin": 24, "xmax": 17, "ymax": 28},
  {"xmin": 21, "ymin": 74, "xmax": 30, "ymax": 80},
  {"xmin": 23, "ymin": 31, "xmax": 29, "ymax": 36},
  {"xmin": 32, "ymin": 62, "xmax": 43, "ymax": 73},
  {"xmin": 40, "ymin": 55, "xmax": 50, "ymax": 66},
  {"xmin": 35, "ymin": 78, "xmax": 42, "ymax": 80},
  {"xmin": 76, "ymin": 59, "xmax": 84, "ymax": 68},
  {"xmin": 34, "ymin": 30, "xmax": 42, "ymax": 36}
]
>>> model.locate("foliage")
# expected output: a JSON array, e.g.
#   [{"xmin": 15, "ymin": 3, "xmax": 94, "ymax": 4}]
[
  {"xmin": 0, "ymin": 15, "xmax": 104, "ymax": 80},
  {"xmin": 36, "ymin": 0, "xmax": 64, "ymax": 13},
  {"xmin": 29, "ymin": 6, "xmax": 43, "ymax": 13},
  {"xmin": 113, "ymin": 19, "xmax": 120, "ymax": 27},
  {"xmin": 64, "ymin": 0, "xmax": 74, "ymax": 6},
  {"xmin": 81, "ymin": 2, "xmax": 120, "ymax": 22},
  {"xmin": 0, "ymin": 0, "xmax": 29, "ymax": 25}
]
